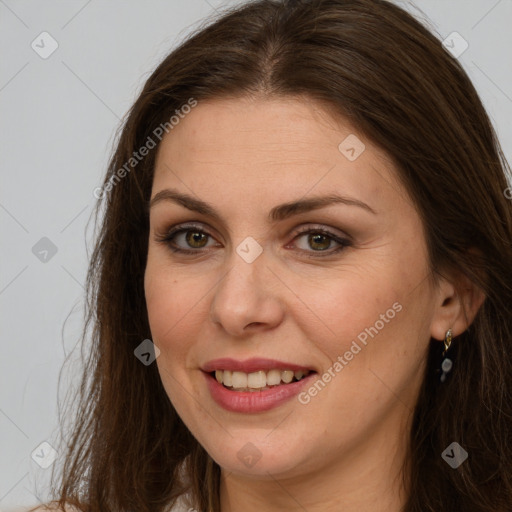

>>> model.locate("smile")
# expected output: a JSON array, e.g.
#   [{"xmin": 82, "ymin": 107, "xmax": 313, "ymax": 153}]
[
  {"xmin": 213, "ymin": 369, "xmax": 312, "ymax": 391},
  {"xmin": 202, "ymin": 369, "xmax": 317, "ymax": 413}
]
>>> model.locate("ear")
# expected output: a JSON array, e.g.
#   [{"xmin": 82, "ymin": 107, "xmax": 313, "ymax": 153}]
[{"xmin": 429, "ymin": 267, "xmax": 486, "ymax": 341}]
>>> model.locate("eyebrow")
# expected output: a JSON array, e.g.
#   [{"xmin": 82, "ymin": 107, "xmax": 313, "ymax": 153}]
[{"xmin": 149, "ymin": 188, "xmax": 377, "ymax": 222}]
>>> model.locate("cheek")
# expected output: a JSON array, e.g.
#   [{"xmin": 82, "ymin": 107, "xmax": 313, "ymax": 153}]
[
  {"xmin": 144, "ymin": 257, "xmax": 205, "ymax": 358},
  {"xmin": 144, "ymin": 261, "xmax": 206, "ymax": 414},
  {"xmin": 289, "ymin": 265, "xmax": 403, "ymax": 356},
  {"xmin": 292, "ymin": 280, "xmax": 426, "ymax": 444},
  {"xmin": 290, "ymin": 253, "xmax": 431, "ymax": 398}
]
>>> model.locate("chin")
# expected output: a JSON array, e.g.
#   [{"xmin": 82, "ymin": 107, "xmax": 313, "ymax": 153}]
[{"xmin": 197, "ymin": 428, "xmax": 317, "ymax": 479}]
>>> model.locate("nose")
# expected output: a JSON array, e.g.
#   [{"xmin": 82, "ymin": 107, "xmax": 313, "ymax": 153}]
[{"xmin": 209, "ymin": 249, "xmax": 286, "ymax": 337}]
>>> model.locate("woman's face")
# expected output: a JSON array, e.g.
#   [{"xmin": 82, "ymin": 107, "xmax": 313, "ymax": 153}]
[{"xmin": 144, "ymin": 96, "xmax": 444, "ymax": 480}]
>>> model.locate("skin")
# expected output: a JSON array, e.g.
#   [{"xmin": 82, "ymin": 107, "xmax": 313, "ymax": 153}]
[{"xmin": 144, "ymin": 96, "xmax": 484, "ymax": 512}]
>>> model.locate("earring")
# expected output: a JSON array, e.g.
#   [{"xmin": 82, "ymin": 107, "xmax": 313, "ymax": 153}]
[{"xmin": 439, "ymin": 328, "xmax": 453, "ymax": 383}]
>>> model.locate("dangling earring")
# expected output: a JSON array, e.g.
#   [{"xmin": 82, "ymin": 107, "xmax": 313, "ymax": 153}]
[{"xmin": 439, "ymin": 328, "xmax": 453, "ymax": 383}]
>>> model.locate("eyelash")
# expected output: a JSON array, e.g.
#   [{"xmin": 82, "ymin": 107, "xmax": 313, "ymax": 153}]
[{"xmin": 154, "ymin": 223, "xmax": 352, "ymax": 258}]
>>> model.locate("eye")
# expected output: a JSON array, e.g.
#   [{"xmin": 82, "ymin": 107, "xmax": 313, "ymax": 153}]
[
  {"xmin": 289, "ymin": 226, "xmax": 351, "ymax": 257},
  {"xmin": 154, "ymin": 223, "xmax": 351, "ymax": 257},
  {"xmin": 154, "ymin": 223, "xmax": 220, "ymax": 254}
]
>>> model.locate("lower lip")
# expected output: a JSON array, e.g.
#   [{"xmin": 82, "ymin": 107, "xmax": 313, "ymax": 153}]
[{"xmin": 203, "ymin": 371, "xmax": 317, "ymax": 413}]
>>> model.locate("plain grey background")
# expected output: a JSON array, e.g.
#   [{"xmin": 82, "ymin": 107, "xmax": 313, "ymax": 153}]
[{"xmin": 1, "ymin": 0, "xmax": 511, "ymax": 508}]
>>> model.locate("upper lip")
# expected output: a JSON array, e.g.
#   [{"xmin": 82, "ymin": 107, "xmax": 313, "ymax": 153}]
[{"xmin": 202, "ymin": 357, "xmax": 316, "ymax": 374}]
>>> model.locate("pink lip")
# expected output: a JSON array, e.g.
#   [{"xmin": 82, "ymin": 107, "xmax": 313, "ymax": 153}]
[
  {"xmin": 202, "ymin": 369, "xmax": 317, "ymax": 413},
  {"xmin": 202, "ymin": 357, "xmax": 315, "ymax": 373}
]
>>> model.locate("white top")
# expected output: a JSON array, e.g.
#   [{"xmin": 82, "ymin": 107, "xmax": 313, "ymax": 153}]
[{"xmin": 5, "ymin": 495, "xmax": 193, "ymax": 512}]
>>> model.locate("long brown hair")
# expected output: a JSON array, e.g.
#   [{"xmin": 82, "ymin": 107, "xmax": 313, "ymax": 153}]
[{"xmin": 47, "ymin": 0, "xmax": 512, "ymax": 511}]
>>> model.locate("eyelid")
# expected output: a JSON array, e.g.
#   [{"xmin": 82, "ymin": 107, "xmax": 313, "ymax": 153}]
[
  {"xmin": 155, "ymin": 221, "xmax": 349, "ymax": 240},
  {"xmin": 154, "ymin": 221, "xmax": 352, "ymax": 256},
  {"xmin": 292, "ymin": 223, "xmax": 352, "ymax": 242},
  {"xmin": 154, "ymin": 222, "xmax": 221, "ymax": 250}
]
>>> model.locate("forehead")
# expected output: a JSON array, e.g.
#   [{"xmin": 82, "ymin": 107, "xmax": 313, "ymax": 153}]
[
  {"xmin": 152, "ymin": 96, "xmax": 404, "ymax": 214},
  {"xmin": 157, "ymin": 96, "xmax": 369, "ymax": 164}
]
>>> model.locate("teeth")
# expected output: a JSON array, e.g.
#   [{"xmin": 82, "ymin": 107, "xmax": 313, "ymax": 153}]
[
  {"xmin": 223, "ymin": 370, "xmax": 232, "ymax": 387},
  {"xmin": 267, "ymin": 369, "xmax": 281, "ymax": 386},
  {"xmin": 213, "ymin": 369, "xmax": 311, "ymax": 390},
  {"xmin": 281, "ymin": 370, "xmax": 294, "ymax": 383},
  {"xmin": 232, "ymin": 371, "xmax": 247, "ymax": 388},
  {"xmin": 248, "ymin": 371, "xmax": 266, "ymax": 388}
]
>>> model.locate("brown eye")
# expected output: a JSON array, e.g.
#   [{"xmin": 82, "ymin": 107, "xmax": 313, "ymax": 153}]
[
  {"xmin": 185, "ymin": 230, "xmax": 209, "ymax": 248},
  {"xmin": 156, "ymin": 223, "xmax": 350, "ymax": 258},
  {"xmin": 306, "ymin": 233, "xmax": 332, "ymax": 251},
  {"xmin": 155, "ymin": 223, "xmax": 219, "ymax": 254},
  {"xmin": 292, "ymin": 227, "xmax": 350, "ymax": 256}
]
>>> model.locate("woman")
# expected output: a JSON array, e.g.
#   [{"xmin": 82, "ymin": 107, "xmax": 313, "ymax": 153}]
[{"xmin": 31, "ymin": 0, "xmax": 512, "ymax": 511}]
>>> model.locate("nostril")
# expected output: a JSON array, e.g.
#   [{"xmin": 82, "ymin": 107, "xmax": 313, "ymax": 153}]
[{"xmin": 245, "ymin": 322, "xmax": 263, "ymax": 329}]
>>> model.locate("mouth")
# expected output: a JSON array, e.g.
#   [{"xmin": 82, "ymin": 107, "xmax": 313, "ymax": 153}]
[
  {"xmin": 203, "ymin": 368, "xmax": 318, "ymax": 413},
  {"xmin": 201, "ymin": 357, "xmax": 318, "ymax": 412},
  {"xmin": 210, "ymin": 368, "xmax": 315, "ymax": 392}
]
